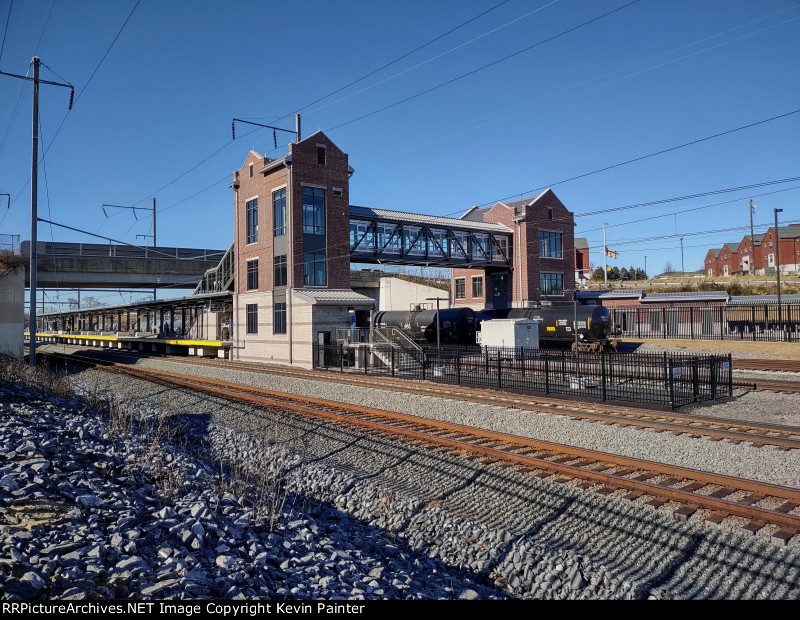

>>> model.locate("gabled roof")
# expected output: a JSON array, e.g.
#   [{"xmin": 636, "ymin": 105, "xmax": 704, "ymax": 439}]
[
  {"xmin": 724, "ymin": 242, "xmax": 740, "ymax": 253},
  {"xmin": 502, "ymin": 189, "xmax": 550, "ymax": 213},
  {"xmin": 777, "ymin": 226, "xmax": 800, "ymax": 239},
  {"xmin": 350, "ymin": 205, "xmax": 511, "ymax": 233},
  {"xmin": 574, "ymin": 237, "xmax": 589, "ymax": 250},
  {"xmin": 708, "ymin": 248, "xmax": 722, "ymax": 258},
  {"xmin": 293, "ymin": 289, "xmax": 375, "ymax": 305},
  {"xmin": 460, "ymin": 206, "xmax": 492, "ymax": 222},
  {"xmin": 742, "ymin": 233, "xmax": 766, "ymax": 246}
]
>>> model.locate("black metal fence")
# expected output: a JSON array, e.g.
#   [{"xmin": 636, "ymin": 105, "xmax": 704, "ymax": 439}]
[
  {"xmin": 609, "ymin": 303, "xmax": 800, "ymax": 342},
  {"xmin": 312, "ymin": 344, "xmax": 733, "ymax": 409}
]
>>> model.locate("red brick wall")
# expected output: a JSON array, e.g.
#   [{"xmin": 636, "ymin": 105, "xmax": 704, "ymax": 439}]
[
  {"xmin": 287, "ymin": 133, "xmax": 351, "ymax": 289},
  {"xmin": 232, "ymin": 132, "xmax": 351, "ymax": 294}
]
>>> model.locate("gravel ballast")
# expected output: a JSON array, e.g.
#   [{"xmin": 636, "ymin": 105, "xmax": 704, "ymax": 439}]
[
  {"xmin": 114, "ymin": 357, "xmax": 800, "ymax": 489},
  {"xmin": 44, "ymin": 359, "xmax": 800, "ymax": 599}
]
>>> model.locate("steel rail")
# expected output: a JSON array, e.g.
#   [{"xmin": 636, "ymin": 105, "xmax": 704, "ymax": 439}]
[
  {"xmin": 84, "ymin": 362, "xmax": 800, "ymax": 534},
  {"xmin": 37, "ymin": 346, "xmax": 800, "ymax": 449}
]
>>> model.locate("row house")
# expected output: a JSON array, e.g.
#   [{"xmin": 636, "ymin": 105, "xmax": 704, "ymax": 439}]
[{"xmin": 453, "ymin": 189, "xmax": 576, "ymax": 309}]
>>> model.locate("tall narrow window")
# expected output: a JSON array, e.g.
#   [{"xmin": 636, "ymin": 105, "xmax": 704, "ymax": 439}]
[
  {"xmin": 540, "ymin": 272, "xmax": 564, "ymax": 296},
  {"xmin": 273, "ymin": 189, "xmax": 286, "ymax": 237},
  {"xmin": 455, "ymin": 278, "xmax": 465, "ymax": 299},
  {"xmin": 273, "ymin": 302, "xmax": 287, "ymax": 334},
  {"xmin": 302, "ymin": 186, "xmax": 325, "ymax": 235},
  {"xmin": 246, "ymin": 304, "xmax": 258, "ymax": 334},
  {"xmin": 273, "ymin": 254, "xmax": 287, "ymax": 287},
  {"xmin": 539, "ymin": 230, "xmax": 562, "ymax": 258},
  {"xmin": 246, "ymin": 198, "xmax": 258, "ymax": 244},
  {"xmin": 317, "ymin": 145, "xmax": 326, "ymax": 165},
  {"xmin": 303, "ymin": 252, "xmax": 326, "ymax": 286},
  {"xmin": 472, "ymin": 276, "xmax": 483, "ymax": 298},
  {"xmin": 246, "ymin": 259, "xmax": 259, "ymax": 291}
]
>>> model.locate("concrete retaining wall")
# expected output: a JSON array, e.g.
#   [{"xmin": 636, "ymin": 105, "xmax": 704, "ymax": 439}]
[{"xmin": 0, "ymin": 267, "xmax": 24, "ymax": 358}]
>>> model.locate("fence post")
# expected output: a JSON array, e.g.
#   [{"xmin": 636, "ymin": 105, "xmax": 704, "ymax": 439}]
[
  {"xmin": 456, "ymin": 349, "xmax": 461, "ymax": 385},
  {"xmin": 485, "ymin": 348, "xmax": 489, "ymax": 377},
  {"xmin": 689, "ymin": 306, "xmax": 694, "ymax": 339},
  {"xmin": 692, "ymin": 358, "xmax": 699, "ymax": 402},
  {"xmin": 422, "ymin": 353, "xmax": 426, "ymax": 381},
  {"xmin": 637, "ymin": 308, "xmax": 642, "ymax": 339},
  {"xmin": 391, "ymin": 347, "xmax": 395, "ymax": 377},
  {"xmin": 544, "ymin": 355, "xmax": 550, "ymax": 395},
  {"xmin": 364, "ymin": 347, "xmax": 369, "ymax": 375},
  {"xmin": 710, "ymin": 358, "xmax": 717, "ymax": 401},
  {"xmin": 340, "ymin": 344, "xmax": 344, "ymax": 372},
  {"xmin": 728, "ymin": 354, "xmax": 733, "ymax": 396},
  {"xmin": 497, "ymin": 348, "xmax": 502, "ymax": 389},
  {"xmin": 668, "ymin": 357, "xmax": 675, "ymax": 410},
  {"xmin": 601, "ymin": 351, "xmax": 607, "ymax": 402}
]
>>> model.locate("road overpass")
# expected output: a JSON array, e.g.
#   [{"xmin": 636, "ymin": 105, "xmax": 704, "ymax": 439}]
[{"xmin": 21, "ymin": 241, "xmax": 227, "ymax": 289}]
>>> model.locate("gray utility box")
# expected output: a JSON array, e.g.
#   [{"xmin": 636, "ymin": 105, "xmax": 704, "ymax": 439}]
[{"xmin": 477, "ymin": 318, "xmax": 540, "ymax": 350}]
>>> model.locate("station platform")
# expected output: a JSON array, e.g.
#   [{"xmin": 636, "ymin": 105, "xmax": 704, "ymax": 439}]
[{"xmin": 30, "ymin": 332, "xmax": 231, "ymax": 358}]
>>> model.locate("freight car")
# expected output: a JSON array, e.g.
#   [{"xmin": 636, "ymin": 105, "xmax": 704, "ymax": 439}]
[
  {"xmin": 477, "ymin": 303, "xmax": 617, "ymax": 351},
  {"xmin": 373, "ymin": 308, "xmax": 476, "ymax": 345},
  {"xmin": 373, "ymin": 303, "xmax": 618, "ymax": 350}
]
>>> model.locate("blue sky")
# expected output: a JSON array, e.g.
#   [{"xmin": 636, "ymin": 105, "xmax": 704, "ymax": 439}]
[{"xmin": 0, "ymin": 0, "xmax": 798, "ymax": 304}]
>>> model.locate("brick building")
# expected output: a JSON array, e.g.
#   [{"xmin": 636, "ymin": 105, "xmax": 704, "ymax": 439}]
[
  {"xmin": 229, "ymin": 133, "xmax": 576, "ymax": 367},
  {"xmin": 703, "ymin": 225, "xmax": 800, "ymax": 277},
  {"xmin": 453, "ymin": 189, "xmax": 576, "ymax": 309},
  {"xmin": 574, "ymin": 237, "xmax": 590, "ymax": 285},
  {"xmin": 230, "ymin": 132, "xmax": 374, "ymax": 366}
]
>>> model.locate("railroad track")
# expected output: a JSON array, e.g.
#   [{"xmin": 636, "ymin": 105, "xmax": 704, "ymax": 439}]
[
  {"xmin": 38, "ymin": 345, "xmax": 800, "ymax": 451},
  {"xmin": 734, "ymin": 358, "xmax": 800, "ymax": 373},
  {"xmin": 38, "ymin": 350, "xmax": 800, "ymax": 545}
]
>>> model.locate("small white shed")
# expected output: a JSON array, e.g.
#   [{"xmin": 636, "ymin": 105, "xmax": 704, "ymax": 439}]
[{"xmin": 477, "ymin": 318, "xmax": 540, "ymax": 349}]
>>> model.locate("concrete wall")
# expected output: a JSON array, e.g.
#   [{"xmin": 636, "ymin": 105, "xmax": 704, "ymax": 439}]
[
  {"xmin": 379, "ymin": 276, "xmax": 450, "ymax": 311},
  {"xmin": 0, "ymin": 267, "xmax": 24, "ymax": 358}
]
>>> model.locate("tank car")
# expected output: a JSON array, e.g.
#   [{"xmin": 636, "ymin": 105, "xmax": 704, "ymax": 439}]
[
  {"xmin": 477, "ymin": 303, "xmax": 617, "ymax": 350},
  {"xmin": 373, "ymin": 308, "xmax": 476, "ymax": 345}
]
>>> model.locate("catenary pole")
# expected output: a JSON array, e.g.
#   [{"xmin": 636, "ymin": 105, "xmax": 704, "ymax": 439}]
[{"xmin": 29, "ymin": 57, "xmax": 40, "ymax": 367}]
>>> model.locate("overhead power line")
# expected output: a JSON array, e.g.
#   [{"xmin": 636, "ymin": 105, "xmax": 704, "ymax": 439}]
[
  {"xmin": 325, "ymin": 0, "xmax": 643, "ymax": 132},
  {"xmin": 6, "ymin": 0, "xmax": 141, "ymax": 212},
  {"xmin": 445, "ymin": 108, "xmax": 800, "ymax": 214}
]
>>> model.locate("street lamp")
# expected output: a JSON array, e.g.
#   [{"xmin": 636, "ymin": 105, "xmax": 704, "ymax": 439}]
[{"xmin": 425, "ymin": 296, "xmax": 449, "ymax": 361}]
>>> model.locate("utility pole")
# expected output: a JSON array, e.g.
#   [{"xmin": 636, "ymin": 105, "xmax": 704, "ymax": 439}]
[
  {"xmin": 644, "ymin": 256, "xmax": 647, "ymax": 280},
  {"xmin": 749, "ymin": 200, "xmax": 756, "ymax": 274},
  {"xmin": 1, "ymin": 57, "xmax": 74, "ymax": 366},
  {"xmin": 775, "ymin": 208, "xmax": 783, "ymax": 330},
  {"xmin": 680, "ymin": 237, "xmax": 685, "ymax": 277},
  {"xmin": 152, "ymin": 197, "xmax": 157, "ymax": 301},
  {"xmin": 29, "ymin": 57, "xmax": 40, "ymax": 366},
  {"xmin": 603, "ymin": 223, "xmax": 608, "ymax": 286}
]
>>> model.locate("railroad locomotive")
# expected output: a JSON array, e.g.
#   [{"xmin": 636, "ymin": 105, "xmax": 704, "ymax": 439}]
[{"xmin": 373, "ymin": 303, "xmax": 618, "ymax": 350}]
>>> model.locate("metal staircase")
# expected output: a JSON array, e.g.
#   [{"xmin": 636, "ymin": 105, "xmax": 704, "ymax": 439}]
[{"xmin": 194, "ymin": 243, "xmax": 234, "ymax": 294}]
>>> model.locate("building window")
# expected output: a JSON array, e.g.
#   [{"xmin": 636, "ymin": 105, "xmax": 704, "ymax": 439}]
[
  {"xmin": 539, "ymin": 230, "xmax": 562, "ymax": 258},
  {"xmin": 249, "ymin": 164, "xmax": 253, "ymax": 177},
  {"xmin": 547, "ymin": 207, "xmax": 553, "ymax": 221},
  {"xmin": 472, "ymin": 276, "xmax": 483, "ymax": 298},
  {"xmin": 273, "ymin": 302, "xmax": 287, "ymax": 334},
  {"xmin": 455, "ymin": 278, "xmax": 465, "ymax": 299},
  {"xmin": 273, "ymin": 189, "xmax": 286, "ymax": 237},
  {"xmin": 274, "ymin": 254, "xmax": 287, "ymax": 287},
  {"xmin": 540, "ymin": 272, "xmax": 564, "ymax": 296},
  {"xmin": 302, "ymin": 186, "xmax": 325, "ymax": 235},
  {"xmin": 246, "ymin": 304, "xmax": 258, "ymax": 334},
  {"xmin": 246, "ymin": 259, "xmax": 258, "ymax": 291},
  {"xmin": 246, "ymin": 198, "xmax": 258, "ymax": 244},
  {"xmin": 303, "ymin": 252, "xmax": 326, "ymax": 286},
  {"xmin": 317, "ymin": 145, "xmax": 326, "ymax": 165}
]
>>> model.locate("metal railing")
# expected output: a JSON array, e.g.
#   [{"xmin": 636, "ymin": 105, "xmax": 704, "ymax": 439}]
[
  {"xmin": 194, "ymin": 243, "xmax": 235, "ymax": 294},
  {"xmin": 610, "ymin": 303, "xmax": 800, "ymax": 342},
  {"xmin": 312, "ymin": 344, "xmax": 733, "ymax": 409}
]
